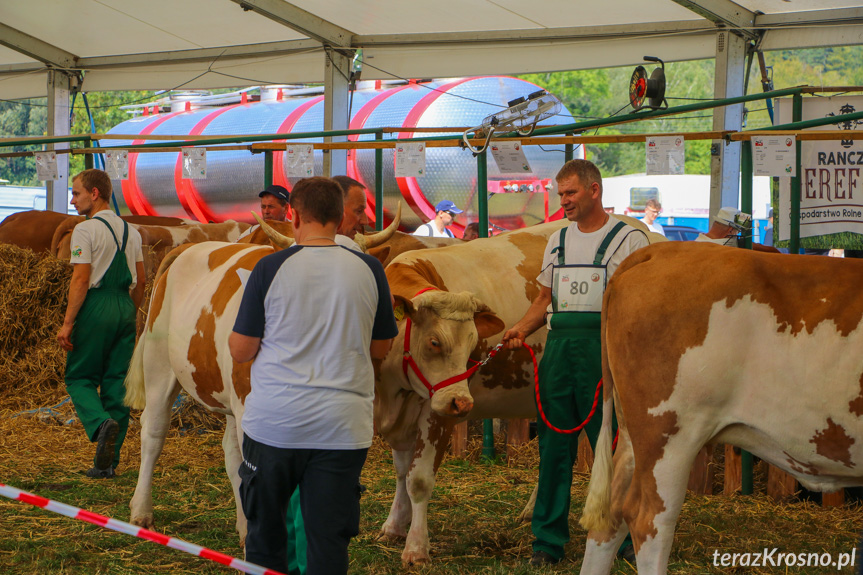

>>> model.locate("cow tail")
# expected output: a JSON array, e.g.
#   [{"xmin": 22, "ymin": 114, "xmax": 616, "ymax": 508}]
[
  {"xmin": 124, "ymin": 335, "xmax": 147, "ymax": 410},
  {"xmin": 579, "ymin": 286, "xmax": 616, "ymax": 533},
  {"xmin": 579, "ymin": 398, "xmax": 614, "ymax": 532}
]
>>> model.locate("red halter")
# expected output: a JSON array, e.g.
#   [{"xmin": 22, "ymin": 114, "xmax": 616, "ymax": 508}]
[
  {"xmin": 401, "ymin": 287, "xmax": 504, "ymax": 397},
  {"xmin": 399, "ymin": 287, "xmax": 614, "ymax": 446}
]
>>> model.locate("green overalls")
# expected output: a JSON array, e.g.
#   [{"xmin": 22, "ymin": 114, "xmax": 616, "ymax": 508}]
[
  {"xmin": 287, "ymin": 489, "xmax": 307, "ymax": 575},
  {"xmin": 65, "ymin": 215, "xmax": 135, "ymax": 470},
  {"xmin": 532, "ymin": 221, "xmax": 627, "ymax": 560}
]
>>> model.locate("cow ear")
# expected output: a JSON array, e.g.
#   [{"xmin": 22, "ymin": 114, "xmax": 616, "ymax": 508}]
[
  {"xmin": 474, "ymin": 311, "xmax": 505, "ymax": 339},
  {"xmin": 393, "ymin": 294, "xmax": 414, "ymax": 321},
  {"xmin": 472, "ymin": 299, "xmax": 505, "ymax": 338}
]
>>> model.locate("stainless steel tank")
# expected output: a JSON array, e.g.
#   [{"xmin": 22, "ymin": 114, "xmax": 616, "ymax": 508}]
[{"xmin": 106, "ymin": 76, "xmax": 582, "ymax": 233}]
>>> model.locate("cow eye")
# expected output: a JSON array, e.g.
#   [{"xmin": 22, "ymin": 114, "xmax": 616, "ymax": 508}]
[{"xmin": 430, "ymin": 338, "xmax": 441, "ymax": 348}]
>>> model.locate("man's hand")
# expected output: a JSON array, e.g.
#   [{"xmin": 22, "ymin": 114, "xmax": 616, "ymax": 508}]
[
  {"xmin": 502, "ymin": 285, "xmax": 552, "ymax": 350},
  {"xmin": 59, "ymin": 263, "xmax": 91, "ymax": 352},
  {"xmin": 501, "ymin": 327, "xmax": 528, "ymax": 350},
  {"xmin": 57, "ymin": 322, "xmax": 74, "ymax": 351}
]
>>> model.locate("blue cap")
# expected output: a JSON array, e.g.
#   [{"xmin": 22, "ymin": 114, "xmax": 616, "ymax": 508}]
[
  {"xmin": 259, "ymin": 184, "xmax": 290, "ymax": 203},
  {"xmin": 435, "ymin": 200, "xmax": 462, "ymax": 214}
]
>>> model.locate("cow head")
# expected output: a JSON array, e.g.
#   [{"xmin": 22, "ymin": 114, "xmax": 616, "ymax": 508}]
[{"xmin": 395, "ymin": 290, "xmax": 505, "ymax": 417}]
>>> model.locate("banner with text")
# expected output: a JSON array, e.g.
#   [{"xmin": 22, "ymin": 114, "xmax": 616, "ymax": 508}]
[{"xmin": 776, "ymin": 96, "xmax": 863, "ymax": 248}]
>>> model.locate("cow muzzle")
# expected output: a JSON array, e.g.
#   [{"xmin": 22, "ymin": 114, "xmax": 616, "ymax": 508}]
[{"xmin": 431, "ymin": 389, "xmax": 474, "ymax": 418}]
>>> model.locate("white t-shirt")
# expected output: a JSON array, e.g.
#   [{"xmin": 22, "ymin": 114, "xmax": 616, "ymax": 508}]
[
  {"xmin": 233, "ymin": 245, "xmax": 398, "ymax": 450},
  {"xmin": 641, "ymin": 219, "xmax": 665, "ymax": 236},
  {"xmin": 538, "ymin": 218, "xmax": 649, "ymax": 328},
  {"xmin": 69, "ymin": 210, "xmax": 144, "ymax": 289},
  {"xmin": 412, "ymin": 222, "xmax": 454, "ymax": 238},
  {"xmin": 335, "ymin": 234, "xmax": 361, "ymax": 251},
  {"xmin": 236, "ymin": 224, "xmax": 257, "ymax": 240}
]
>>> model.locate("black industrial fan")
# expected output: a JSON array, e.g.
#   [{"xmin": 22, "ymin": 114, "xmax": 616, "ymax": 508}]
[{"xmin": 629, "ymin": 56, "xmax": 668, "ymax": 112}]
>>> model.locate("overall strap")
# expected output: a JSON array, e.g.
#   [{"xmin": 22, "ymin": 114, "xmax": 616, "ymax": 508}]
[
  {"xmin": 551, "ymin": 226, "xmax": 568, "ymax": 265},
  {"xmin": 593, "ymin": 220, "xmax": 626, "ymax": 265},
  {"xmin": 92, "ymin": 215, "xmax": 122, "ymax": 251}
]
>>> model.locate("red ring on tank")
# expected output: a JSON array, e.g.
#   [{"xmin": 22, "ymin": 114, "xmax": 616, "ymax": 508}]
[
  {"xmin": 123, "ymin": 111, "xmax": 184, "ymax": 216},
  {"xmin": 346, "ymin": 84, "xmax": 414, "ymax": 227}
]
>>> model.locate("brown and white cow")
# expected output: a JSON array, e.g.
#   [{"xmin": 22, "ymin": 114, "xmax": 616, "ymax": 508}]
[
  {"xmin": 375, "ymin": 216, "xmax": 664, "ymax": 565},
  {"xmin": 53, "ymin": 218, "xmax": 251, "ymax": 279},
  {"xmin": 579, "ymin": 241, "xmax": 863, "ymax": 575},
  {"xmin": 123, "ymin": 218, "xmax": 400, "ymax": 541},
  {"xmin": 367, "ymin": 232, "xmax": 460, "ymax": 267},
  {"xmin": 0, "ymin": 210, "xmax": 73, "ymax": 253},
  {"xmin": 49, "ymin": 214, "xmax": 190, "ymax": 257}
]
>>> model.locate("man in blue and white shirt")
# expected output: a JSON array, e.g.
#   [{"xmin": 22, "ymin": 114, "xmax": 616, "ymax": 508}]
[{"xmin": 229, "ymin": 176, "xmax": 397, "ymax": 575}]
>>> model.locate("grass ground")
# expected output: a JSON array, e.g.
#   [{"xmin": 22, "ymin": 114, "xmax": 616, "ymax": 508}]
[{"xmin": 0, "ymin": 403, "xmax": 860, "ymax": 575}]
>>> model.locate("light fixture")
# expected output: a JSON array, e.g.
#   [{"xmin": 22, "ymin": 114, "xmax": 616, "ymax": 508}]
[{"xmin": 461, "ymin": 90, "xmax": 561, "ymax": 155}]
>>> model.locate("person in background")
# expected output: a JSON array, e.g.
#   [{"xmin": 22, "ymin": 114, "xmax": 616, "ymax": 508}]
[
  {"xmin": 333, "ymin": 175, "xmax": 370, "ymax": 247},
  {"xmin": 57, "ymin": 169, "xmax": 145, "ymax": 479},
  {"xmin": 762, "ymin": 208, "xmax": 774, "ymax": 247},
  {"xmin": 260, "ymin": 184, "xmax": 291, "ymax": 222},
  {"xmin": 696, "ymin": 207, "xmax": 779, "ymax": 253},
  {"xmin": 640, "ymin": 198, "xmax": 665, "ymax": 236},
  {"xmin": 412, "ymin": 200, "xmax": 462, "ymax": 238},
  {"xmin": 230, "ymin": 177, "xmax": 397, "ymax": 575},
  {"xmin": 462, "ymin": 222, "xmax": 480, "ymax": 241},
  {"xmin": 238, "ymin": 184, "xmax": 291, "ymax": 240}
]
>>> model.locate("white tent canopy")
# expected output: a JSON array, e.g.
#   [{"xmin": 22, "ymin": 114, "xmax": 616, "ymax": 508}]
[{"xmin": 1, "ymin": 1, "xmax": 862, "ymax": 99}]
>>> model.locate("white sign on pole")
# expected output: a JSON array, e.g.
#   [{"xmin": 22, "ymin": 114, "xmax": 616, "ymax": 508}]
[
  {"xmin": 776, "ymin": 96, "xmax": 863, "ymax": 243},
  {"xmin": 35, "ymin": 151, "xmax": 59, "ymax": 181},
  {"xmin": 490, "ymin": 141, "xmax": 532, "ymax": 174},
  {"xmin": 105, "ymin": 150, "xmax": 130, "ymax": 180},
  {"xmin": 394, "ymin": 143, "xmax": 426, "ymax": 178},
  {"xmin": 645, "ymin": 136, "xmax": 685, "ymax": 175},
  {"xmin": 752, "ymin": 135, "xmax": 796, "ymax": 177},
  {"xmin": 182, "ymin": 148, "xmax": 207, "ymax": 179},
  {"xmin": 285, "ymin": 144, "xmax": 314, "ymax": 178}
]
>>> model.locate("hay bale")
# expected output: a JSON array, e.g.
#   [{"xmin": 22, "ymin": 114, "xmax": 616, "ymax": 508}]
[
  {"xmin": 0, "ymin": 243, "xmax": 222, "ymax": 433},
  {"xmin": 0, "ymin": 245, "xmax": 71, "ymax": 403}
]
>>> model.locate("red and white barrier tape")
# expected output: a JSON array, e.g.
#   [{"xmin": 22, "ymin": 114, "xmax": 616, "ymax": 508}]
[{"xmin": 0, "ymin": 482, "xmax": 285, "ymax": 575}]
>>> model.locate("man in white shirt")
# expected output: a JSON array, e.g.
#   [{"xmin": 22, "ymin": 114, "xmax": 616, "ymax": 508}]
[
  {"xmin": 502, "ymin": 159, "xmax": 648, "ymax": 566},
  {"xmin": 412, "ymin": 200, "xmax": 462, "ymax": 238},
  {"xmin": 56, "ymin": 169, "xmax": 145, "ymax": 479},
  {"xmin": 640, "ymin": 198, "xmax": 665, "ymax": 236}
]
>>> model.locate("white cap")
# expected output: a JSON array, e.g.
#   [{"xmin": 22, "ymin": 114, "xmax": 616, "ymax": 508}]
[{"xmin": 714, "ymin": 207, "xmax": 751, "ymax": 231}]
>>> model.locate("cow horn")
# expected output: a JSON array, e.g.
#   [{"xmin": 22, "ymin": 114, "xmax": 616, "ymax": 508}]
[
  {"xmin": 252, "ymin": 212, "xmax": 295, "ymax": 250},
  {"xmin": 355, "ymin": 202, "xmax": 401, "ymax": 252}
]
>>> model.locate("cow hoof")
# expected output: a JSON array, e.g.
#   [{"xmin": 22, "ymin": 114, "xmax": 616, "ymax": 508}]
[
  {"xmin": 517, "ymin": 510, "xmax": 533, "ymax": 523},
  {"xmin": 130, "ymin": 515, "xmax": 155, "ymax": 530},
  {"xmin": 376, "ymin": 529, "xmax": 407, "ymax": 542},
  {"xmin": 401, "ymin": 550, "xmax": 431, "ymax": 566}
]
